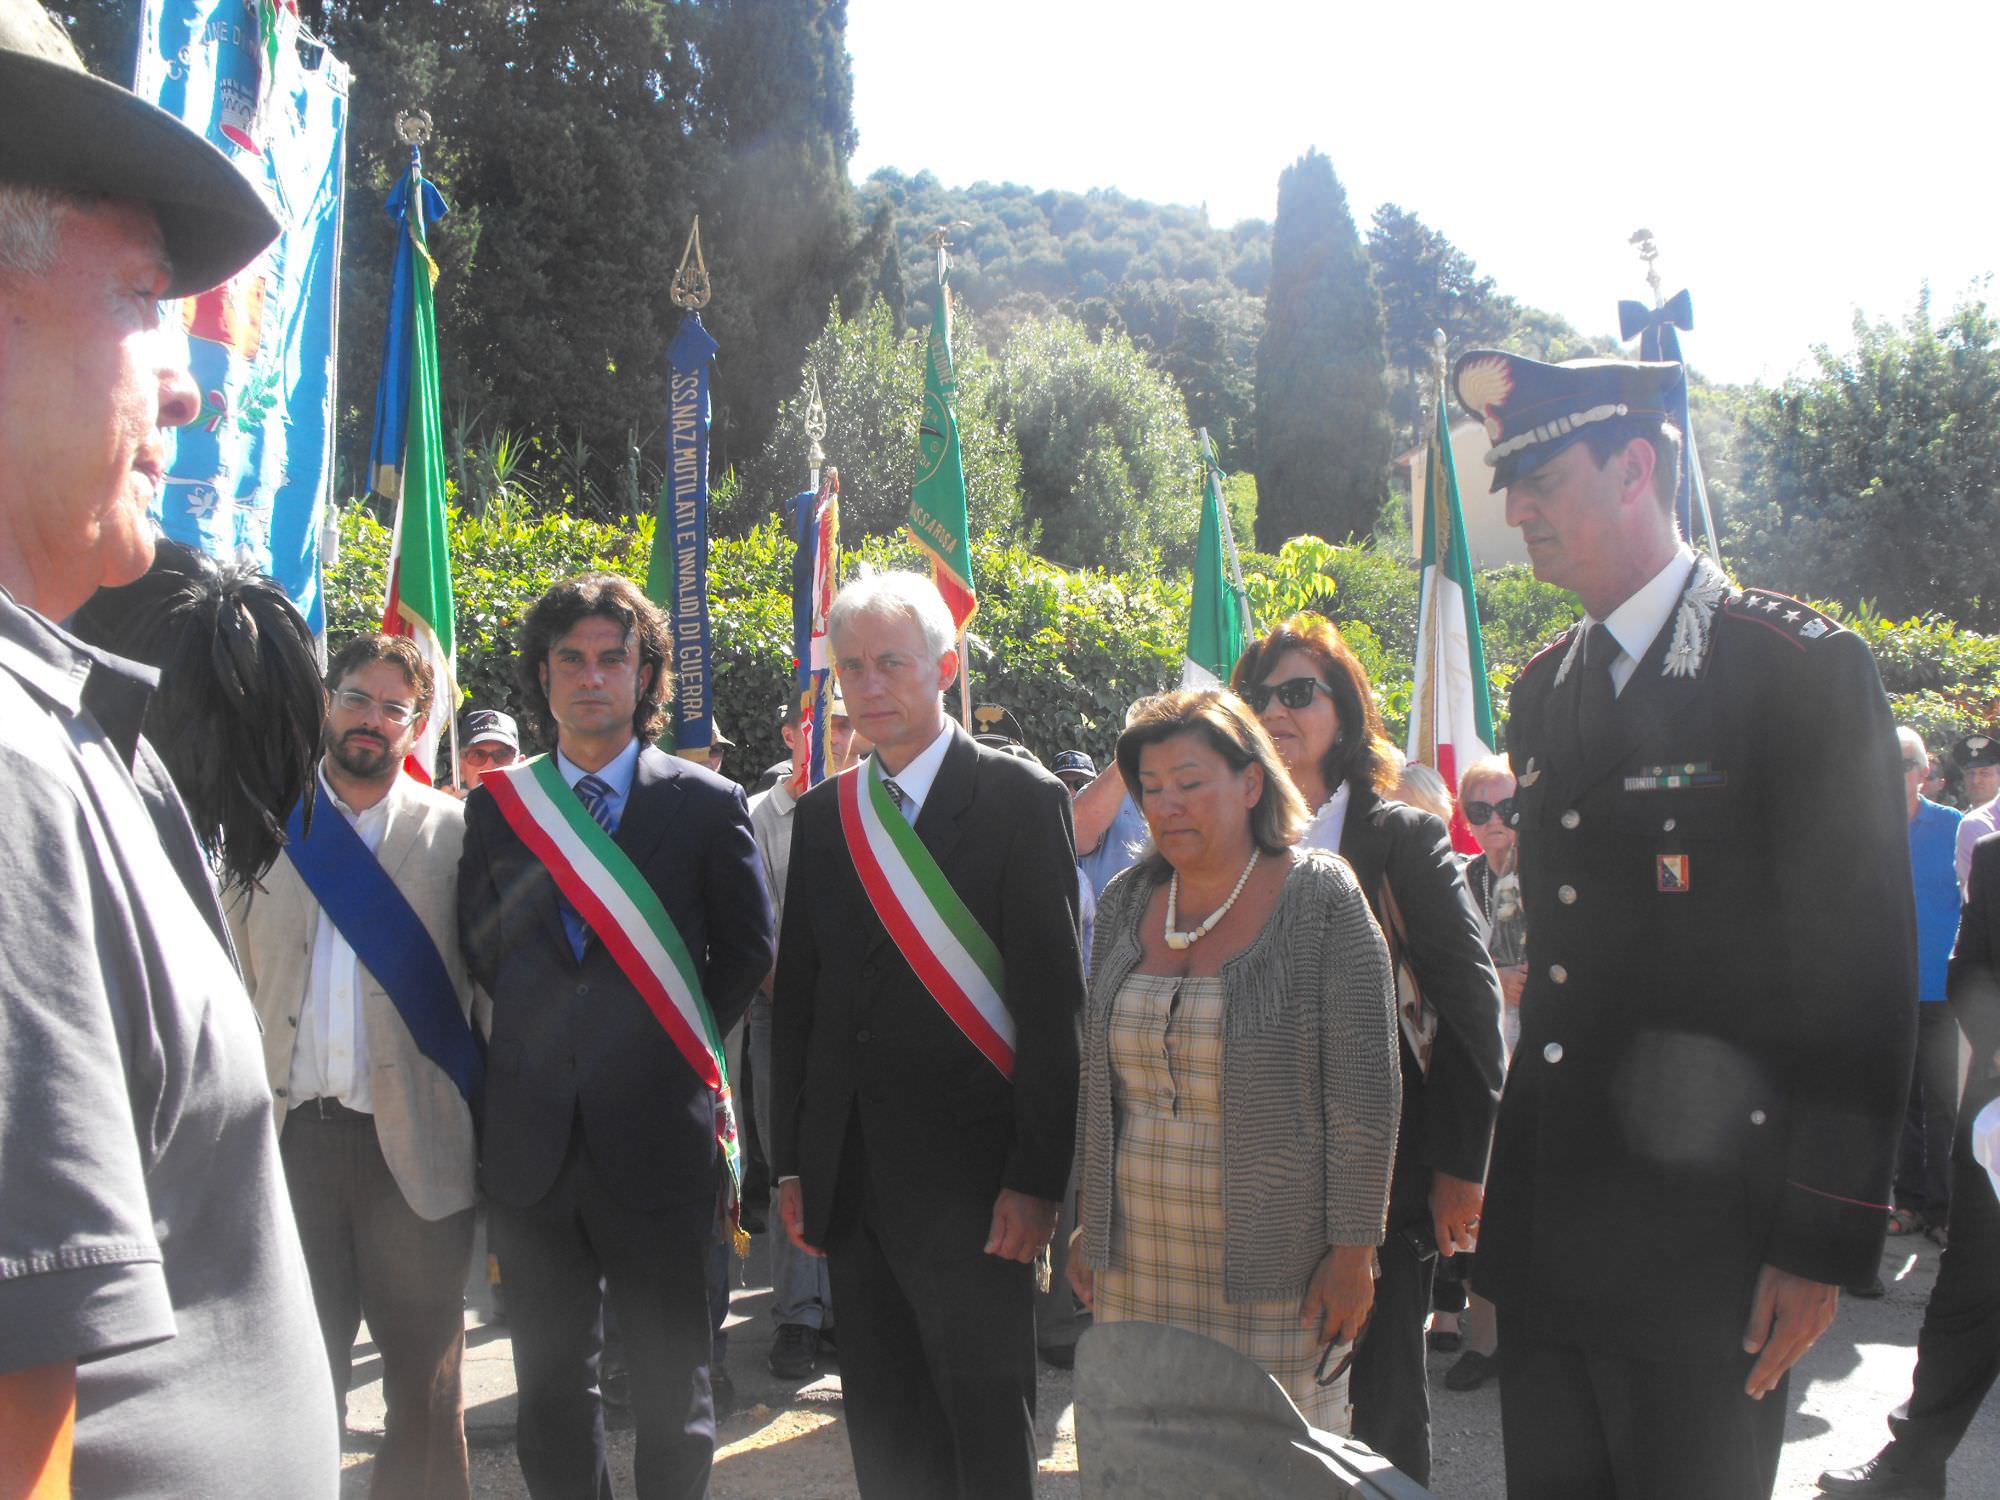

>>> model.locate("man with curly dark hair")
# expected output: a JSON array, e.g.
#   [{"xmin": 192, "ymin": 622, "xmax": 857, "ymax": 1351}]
[{"xmin": 458, "ymin": 571, "xmax": 772, "ymax": 1500}]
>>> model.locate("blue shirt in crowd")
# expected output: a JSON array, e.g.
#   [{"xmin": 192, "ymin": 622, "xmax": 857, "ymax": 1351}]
[{"xmin": 1909, "ymin": 795, "xmax": 1965, "ymax": 1002}]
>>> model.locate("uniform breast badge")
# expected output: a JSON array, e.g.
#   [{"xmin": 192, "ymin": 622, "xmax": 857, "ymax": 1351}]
[{"xmin": 1657, "ymin": 854, "xmax": 1689, "ymax": 892}]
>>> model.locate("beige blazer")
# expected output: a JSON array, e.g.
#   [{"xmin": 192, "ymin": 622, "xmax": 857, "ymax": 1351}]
[{"xmin": 227, "ymin": 773, "xmax": 488, "ymax": 1221}]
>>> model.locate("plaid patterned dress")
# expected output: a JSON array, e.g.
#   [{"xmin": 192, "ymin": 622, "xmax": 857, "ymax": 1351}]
[{"xmin": 1093, "ymin": 971, "xmax": 1351, "ymax": 1432}]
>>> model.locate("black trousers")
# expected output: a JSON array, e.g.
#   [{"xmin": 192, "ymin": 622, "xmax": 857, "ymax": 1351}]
[
  {"xmin": 1348, "ymin": 1198, "xmax": 1434, "ymax": 1484},
  {"xmin": 1896, "ymin": 1005, "xmax": 1964, "ymax": 1227},
  {"xmin": 821, "ymin": 1118, "xmax": 1038, "ymax": 1500},
  {"xmin": 1885, "ymin": 1085, "xmax": 2000, "ymax": 1473},
  {"xmin": 1497, "ymin": 1306, "xmax": 1785, "ymax": 1500},
  {"xmin": 490, "ymin": 1133, "xmax": 718, "ymax": 1500}
]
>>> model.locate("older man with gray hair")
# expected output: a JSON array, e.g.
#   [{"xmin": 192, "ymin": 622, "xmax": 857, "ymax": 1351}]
[
  {"xmin": 0, "ymin": 3, "xmax": 336, "ymax": 1496},
  {"xmin": 771, "ymin": 570, "xmax": 1083, "ymax": 1500}
]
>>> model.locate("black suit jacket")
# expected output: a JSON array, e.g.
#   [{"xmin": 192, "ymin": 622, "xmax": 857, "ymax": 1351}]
[
  {"xmin": 1338, "ymin": 788, "xmax": 1506, "ymax": 1213},
  {"xmin": 769, "ymin": 723, "xmax": 1083, "ymax": 1247},
  {"xmin": 1949, "ymin": 831, "xmax": 2000, "ymax": 1122},
  {"xmin": 1482, "ymin": 579, "xmax": 1916, "ymax": 1357},
  {"xmin": 459, "ymin": 744, "xmax": 773, "ymax": 1212}
]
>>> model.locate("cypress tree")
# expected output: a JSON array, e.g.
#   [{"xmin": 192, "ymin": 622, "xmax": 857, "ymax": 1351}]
[{"xmin": 1253, "ymin": 150, "xmax": 1391, "ymax": 549}]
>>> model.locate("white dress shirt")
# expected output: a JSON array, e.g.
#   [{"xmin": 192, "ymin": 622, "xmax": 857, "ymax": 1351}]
[
  {"xmin": 1588, "ymin": 544, "xmax": 1696, "ymax": 696},
  {"xmin": 289, "ymin": 767, "xmax": 399, "ymax": 1111},
  {"xmin": 874, "ymin": 721, "xmax": 953, "ymax": 825},
  {"xmin": 1300, "ymin": 780, "xmax": 1354, "ymax": 856},
  {"xmin": 555, "ymin": 736, "xmax": 641, "ymax": 826}
]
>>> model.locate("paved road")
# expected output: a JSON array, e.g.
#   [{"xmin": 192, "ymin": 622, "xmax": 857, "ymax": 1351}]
[{"xmin": 339, "ymin": 1222, "xmax": 1996, "ymax": 1497}]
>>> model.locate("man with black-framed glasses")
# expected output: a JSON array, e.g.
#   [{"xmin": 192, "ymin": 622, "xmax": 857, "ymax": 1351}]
[{"xmin": 228, "ymin": 632, "xmax": 486, "ymax": 1496}]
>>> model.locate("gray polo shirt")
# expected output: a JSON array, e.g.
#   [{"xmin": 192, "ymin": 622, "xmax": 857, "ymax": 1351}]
[{"xmin": 0, "ymin": 591, "xmax": 335, "ymax": 1497}]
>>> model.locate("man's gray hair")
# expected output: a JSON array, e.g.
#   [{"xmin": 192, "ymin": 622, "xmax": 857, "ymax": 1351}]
[
  {"xmin": 828, "ymin": 570, "xmax": 956, "ymax": 663},
  {"xmin": 1898, "ymin": 725, "xmax": 1928, "ymax": 760},
  {"xmin": 0, "ymin": 184, "xmax": 75, "ymax": 279}
]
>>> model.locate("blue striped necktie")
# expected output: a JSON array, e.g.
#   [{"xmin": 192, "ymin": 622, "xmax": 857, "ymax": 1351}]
[{"xmin": 564, "ymin": 773, "xmax": 618, "ymax": 959}]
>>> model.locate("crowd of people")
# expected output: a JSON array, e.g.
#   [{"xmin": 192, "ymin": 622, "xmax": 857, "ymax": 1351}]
[{"xmin": 3, "ymin": 7, "xmax": 1999, "ymax": 1500}]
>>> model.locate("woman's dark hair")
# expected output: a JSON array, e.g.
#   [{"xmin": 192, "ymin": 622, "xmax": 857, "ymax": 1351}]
[
  {"xmin": 69, "ymin": 540, "xmax": 324, "ymax": 890},
  {"xmin": 516, "ymin": 571, "xmax": 672, "ymax": 746},
  {"xmin": 1230, "ymin": 613, "xmax": 1398, "ymax": 796},
  {"xmin": 1114, "ymin": 689, "xmax": 1309, "ymax": 883}
]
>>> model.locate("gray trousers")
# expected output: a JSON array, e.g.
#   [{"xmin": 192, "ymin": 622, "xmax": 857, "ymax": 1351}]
[
  {"xmin": 749, "ymin": 993, "xmax": 833, "ymax": 1327},
  {"xmin": 281, "ymin": 1100, "xmax": 474, "ymax": 1500}
]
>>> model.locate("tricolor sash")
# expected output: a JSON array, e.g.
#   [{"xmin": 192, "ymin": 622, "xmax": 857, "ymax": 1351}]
[
  {"xmin": 837, "ymin": 759, "xmax": 1015, "ymax": 1079},
  {"xmin": 483, "ymin": 755, "xmax": 744, "ymax": 1222},
  {"xmin": 283, "ymin": 796, "xmax": 484, "ymax": 1106}
]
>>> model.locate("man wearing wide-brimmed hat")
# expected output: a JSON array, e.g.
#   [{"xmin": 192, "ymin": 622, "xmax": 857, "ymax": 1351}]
[{"xmin": 0, "ymin": 5, "xmax": 336, "ymax": 1496}]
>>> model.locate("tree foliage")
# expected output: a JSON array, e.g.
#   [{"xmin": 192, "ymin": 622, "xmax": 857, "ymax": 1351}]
[
  {"xmin": 1729, "ymin": 289, "xmax": 2000, "ymax": 629},
  {"xmin": 992, "ymin": 317, "xmax": 1201, "ymax": 571},
  {"xmin": 1366, "ymin": 204, "xmax": 1517, "ymax": 446},
  {"xmin": 1254, "ymin": 150, "xmax": 1392, "ymax": 550}
]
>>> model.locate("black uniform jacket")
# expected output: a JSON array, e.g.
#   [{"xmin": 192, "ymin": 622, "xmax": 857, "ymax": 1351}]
[
  {"xmin": 1338, "ymin": 788, "xmax": 1506, "ymax": 1212},
  {"xmin": 769, "ymin": 722, "xmax": 1084, "ymax": 1248},
  {"xmin": 459, "ymin": 744, "xmax": 774, "ymax": 1213},
  {"xmin": 1950, "ymin": 833, "xmax": 2000, "ymax": 1134},
  {"xmin": 1480, "ymin": 575, "xmax": 1917, "ymax": 1358}
]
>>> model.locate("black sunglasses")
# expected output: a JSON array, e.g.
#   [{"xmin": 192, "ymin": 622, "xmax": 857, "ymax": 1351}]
[
  {"xmin": 1244, "ymin": 676, "xmax": 1332, "ymax": 714},
  {"xmin": 1463, "ymin": 796, "xmax": 1518, "ymax": 827}
]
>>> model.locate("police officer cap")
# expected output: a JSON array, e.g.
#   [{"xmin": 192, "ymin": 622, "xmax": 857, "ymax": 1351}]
[
  {"xmin": 1951, "ymin": 732, "xmax": 2000, "ymax": 769},
  {"xmin": 0, "ymin": 0, "xmax": 281, "ymax": 297},
  {"xmin": 1452, "ymin": 349, "xmax": 1683, "ymax": 493},
  {"xmin": 971, "ymin": 703, "xmax": 1025, "ymax": 747}
]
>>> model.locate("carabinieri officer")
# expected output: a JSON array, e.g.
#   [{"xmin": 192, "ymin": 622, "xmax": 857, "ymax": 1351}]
[{"xmin": 1452, "ymin": 349, "xmax": 1916, "ymax": 1500}]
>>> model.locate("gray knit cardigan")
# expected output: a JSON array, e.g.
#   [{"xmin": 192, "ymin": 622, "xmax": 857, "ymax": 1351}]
[{"xmin": 1075, "ymin": 847, "xmax": 1401, "ymax": 1303}]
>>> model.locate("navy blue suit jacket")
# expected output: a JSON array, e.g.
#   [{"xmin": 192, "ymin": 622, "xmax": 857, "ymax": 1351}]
[{"xmin": 459, "ymin": 743, "xmax": 773, "ymax": 1211}]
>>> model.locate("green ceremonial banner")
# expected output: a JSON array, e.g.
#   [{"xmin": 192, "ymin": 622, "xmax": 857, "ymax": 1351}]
[
  {"xmin": 907, "ymin": 265, "xmax": 976, "ymax": 629},
  {"xmin": 1181, "ymin": 430, "xmax": 1249, "ymax": 688}
]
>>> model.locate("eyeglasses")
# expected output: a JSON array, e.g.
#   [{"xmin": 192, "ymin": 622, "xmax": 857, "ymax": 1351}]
[
  {"xmin": 1243, "ymin": 676, "xmax": 1332, "ymax": 714},
  {"xmin": 1463, "ymin": 796, "xmax": 1518, "ymax": 827},
  {"xmin": 333, "ymin": 687, "xmax": 419, "ymax": 726},
  {"xmin": 462, "ymin": 743, "xmax": 518, "ymax": 766}
]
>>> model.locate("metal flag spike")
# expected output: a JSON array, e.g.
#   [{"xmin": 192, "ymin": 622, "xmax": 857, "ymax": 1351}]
[
  {"xmin": 805, "ymin": 368, "xmax": 828, "ymax": 488},
  {"xmin": 671, "ymin": 217, "xmax": 712, "ymax": 310},
  {"xmin": 394, "ymin": 108, "xmax": 432, "ymax": 148}
]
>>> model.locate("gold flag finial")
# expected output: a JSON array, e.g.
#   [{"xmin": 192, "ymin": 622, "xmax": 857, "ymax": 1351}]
[{"xmin": 671, "ymin": 217, "xmax": 711, "ymax": 310}]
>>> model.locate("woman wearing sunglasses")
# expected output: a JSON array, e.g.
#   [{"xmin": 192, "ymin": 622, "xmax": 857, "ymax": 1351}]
[
  {"xmin": 1231, "ymin": 615, "xmax": 1505, "ymax": 1485},
  {"xmin": 1066, "ymin": 690, "xmax": 1400, "ymax": 1435}
]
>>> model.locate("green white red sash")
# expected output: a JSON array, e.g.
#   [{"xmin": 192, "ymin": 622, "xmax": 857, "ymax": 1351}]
[
  {"xmin": 484, "ymin": 754, "xmax": 744, "ymax": 1236},
  {"xmin": 837, "ymin": 758, "xmax": 1015, "ymax": 1078}
]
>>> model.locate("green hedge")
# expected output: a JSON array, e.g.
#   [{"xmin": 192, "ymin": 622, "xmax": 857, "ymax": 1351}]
[{"xmin": 324, "ymin": 502, "xmax": 1999, "ymax": 782}]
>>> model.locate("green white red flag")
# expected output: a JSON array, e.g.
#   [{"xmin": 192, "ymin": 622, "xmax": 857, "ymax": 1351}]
[
  {"xmin": 1182, "ymin": 429, "xmax": 1252, "ymax": 688},
  {"xmin": 1408, "ymin": 391, "xmax": 1494, "ymax": 855}
]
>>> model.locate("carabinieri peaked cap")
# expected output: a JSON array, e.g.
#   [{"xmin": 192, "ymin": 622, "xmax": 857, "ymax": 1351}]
[
  {"xmin": 0, "ymin": 0, "xmax": 281, "ymax": 297},
  {"xmin": 1951, "ymin": 732, "xmax": 2000, "ymax": 769},
  {"xmin": 1451, "ymin": 349, "xmax": 1683, "ymax": 493}
]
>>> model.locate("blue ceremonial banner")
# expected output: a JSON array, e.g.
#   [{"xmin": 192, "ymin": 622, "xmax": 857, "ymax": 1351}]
[
  {"xmin": 645, "ymin": 312, "xmax": 720, "ymax": 754},
  {"xmin": 136, "ymin": 1, "xmax": 348, "ymax": 636},
  {"xmin": 367, "ymin": 158, "xmax": 448, "ymax": 502},
  {"xmin": 788, "ymin": 469, "xmax": 840, "ymax": 785}
]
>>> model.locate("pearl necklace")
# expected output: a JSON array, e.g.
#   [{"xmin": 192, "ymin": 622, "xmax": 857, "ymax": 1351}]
[{"xmin": 1164, "ymin": 849, "xmax": 1260, "ymax": 951}]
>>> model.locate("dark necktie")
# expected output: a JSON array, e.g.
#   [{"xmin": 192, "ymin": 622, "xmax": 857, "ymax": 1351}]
[
  {"xmin": 883, "ymin": 778, "xmax": 907, "ymax": 815},
  {"xmin": 1577, "ymin": 622, "xmax": 1619, "ymax": 763},
  {"xmin": 564, "ymin": 774, "xmax": 618, "ymax": 959}
]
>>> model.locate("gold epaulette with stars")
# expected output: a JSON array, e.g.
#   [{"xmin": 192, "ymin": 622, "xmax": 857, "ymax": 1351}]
[{"xmin": 1722, "ymin": 587, "xmax": 1838, "ymax": 649}]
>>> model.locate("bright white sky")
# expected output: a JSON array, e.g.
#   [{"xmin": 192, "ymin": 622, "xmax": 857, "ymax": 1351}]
[{"xmin": 848, "ymin": 0, "xmax": 1998, "ymax": 387}]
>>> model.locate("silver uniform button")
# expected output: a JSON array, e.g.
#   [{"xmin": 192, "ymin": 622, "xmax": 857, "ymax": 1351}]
[
  {"xmin": 1543, "ymin": 1042, "xmax": 1564, "ymax": 1064},
  {"xmin": 1558, "ymin": 884, "xmax": 1577, "ymax": 904},
  {"xmin": 1548, "ymin": 964, "xmax": 1569, "ymax": 984},
  {"xmin": 1663, "ymin": 817, "xmax": 1677, "ymax": 832},
  {"xmin": 1561, "ymin": 809, "xmax": 1582, "ymax": 830},
  {"xmin": 1750, "ymin": 1109, "xmax": 1767, "ymax": 1126}
]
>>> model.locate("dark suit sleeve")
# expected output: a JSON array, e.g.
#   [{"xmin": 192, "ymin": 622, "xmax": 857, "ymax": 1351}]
[
  {"xmin": 998, "ymin": 773, "xmax": 1084, "ymax": 1201},
  {"xmin": 1385, "ymin": 808, "xmax": 1506, "ymax": 1183},
  {"xmin": 1949, "ymin": 835, "xmax": 2000, "ymax": 1081},
  {"xmin": 457, "ymin": 788, "xmax": 502, "ymax": 999},
  {"xmin": 769, "ymin": 798, "xmax": 821, "ymax": 1182},
  {"xmin": 698, "ymin": 782, "xmax": 774, "ymax": 1041},
  {"xmin": 1763, "ymin": 630, "xmax": 1917, "ymax": 1284}
]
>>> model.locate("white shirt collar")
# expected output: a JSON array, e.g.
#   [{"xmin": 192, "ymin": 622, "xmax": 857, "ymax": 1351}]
[
  {"xmin": 1301, "ymin": 780, "xmax": 1352, "ymax": 855},
  {"xmin": 874, "ymin": 720, "xmax": 953, "ymax": 818},
  {"xmin": 1591, "ymin": 544, "xmax": 1695, "ymax": 686},
  {"xmin": 318, "ymin": 761, "xmax": 402, "ymax": 828},
  {"xmin": 555, "ymin": 735, "xmax": 641, "ymax": 801}
]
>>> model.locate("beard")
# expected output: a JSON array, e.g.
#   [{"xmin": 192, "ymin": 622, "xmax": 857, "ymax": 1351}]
[{"xmin": 328, "ymin": 728, "xmax": 400, "ymax": 780}]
